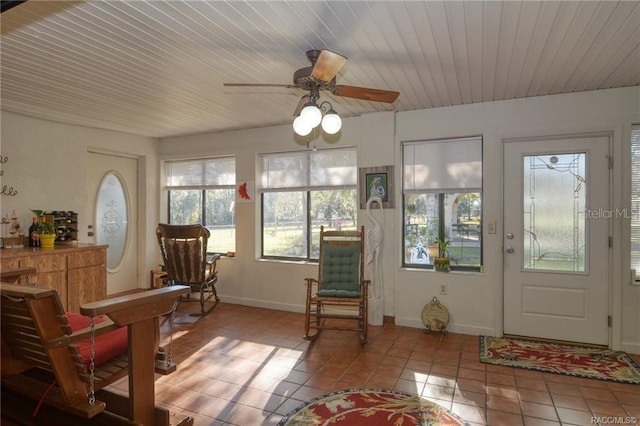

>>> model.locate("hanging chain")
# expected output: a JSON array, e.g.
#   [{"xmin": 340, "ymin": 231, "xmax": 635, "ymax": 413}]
[
  {"xmin": 167, "ymin": 303, "xmax": 176, "ymax": 367},
  {"xmin": 88, "ymin": 316, "xmax": 96, "ymax": 405}
]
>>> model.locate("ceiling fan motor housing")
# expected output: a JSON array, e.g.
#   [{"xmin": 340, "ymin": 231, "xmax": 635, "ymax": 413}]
[{"xmin": 293, "ymin": 66, "xmax": 335, "ymax": 90}]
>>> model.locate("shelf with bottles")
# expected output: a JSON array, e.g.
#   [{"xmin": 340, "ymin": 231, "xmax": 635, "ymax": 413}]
[{"xmin": 43, "ymin": 211, "xmax": 78, "ymax": 244}]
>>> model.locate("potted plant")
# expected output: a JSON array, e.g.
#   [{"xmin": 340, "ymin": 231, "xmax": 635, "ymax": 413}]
[
  {"xmin": 426, "ymin": 228, "xmax": 439, "ymax": 259},
  {"xmin": 31, "ymin": 210, "xmax": 57, "ymax": 249},
  {"xmin": 433, "ymin": 237, "xmax": 451, "ymax": 272}
]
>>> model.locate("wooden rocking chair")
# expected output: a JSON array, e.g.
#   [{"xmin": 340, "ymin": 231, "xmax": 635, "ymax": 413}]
[
  {"xmin": 156, "ymin": 223, "xmax": 221, "ymax": 316},
  {"xmin": 304, "ymin": 226, "xmax": 371, "ymax": 344},
  {"xmin": 0, "ymin": 282, "xmax": 193, "ymax": 425}
]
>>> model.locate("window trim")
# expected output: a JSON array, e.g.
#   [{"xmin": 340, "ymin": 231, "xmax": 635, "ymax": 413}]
[
  {"xmin": 259, "ymin": 148, "xmax": 357, "ymax": 261},
  {"xmin": 631, "ymin": 124, "xmax": 640, "ymax": 281},
  {"xmin": 164, "ymin": 156, "xmax": 236, "ymax": 254},
  {"xmin": 401, "ymin": 136, "xmax": 483, "ymax": 272}
]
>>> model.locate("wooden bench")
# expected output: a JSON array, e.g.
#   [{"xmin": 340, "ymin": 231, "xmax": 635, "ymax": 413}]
[
  {"xmin": 0, "ymin": 266, "xmax": 36, "ymax": 285},
  {"xmin": 0, "ymin": 282, "xmax": 193, "ymax": 425}
]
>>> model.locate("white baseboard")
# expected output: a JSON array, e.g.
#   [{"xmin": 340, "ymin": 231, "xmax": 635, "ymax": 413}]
[
  {"xmin": 392, "ymin": 316, "xmax": 495, "ymax": 336},
  {"xmin": 620, "ymin": 341, "xmax": 640, "ymax": 355},
  {"xmin": 220, "ymin": 296, "xmax": 363, "ymax": 316},
  {"xmin": 220, "ymin": 295, "xmax": 305, "ymax": 313},
  {"xmin": 219, "ymin": 296, "xmax": 498, "ymax": 337}
]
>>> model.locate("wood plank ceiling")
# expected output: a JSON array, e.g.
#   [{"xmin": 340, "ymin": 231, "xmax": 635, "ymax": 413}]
[{"xmin": 1, "ymin": 1, "xmax": 638, "ymax": 138}]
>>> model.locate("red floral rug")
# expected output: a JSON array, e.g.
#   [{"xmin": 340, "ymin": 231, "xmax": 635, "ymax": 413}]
[
  {"xmin": 480, "ymin": 336, "xmax": 640, "ymax": 384},
  {"xmin": 278, "ymin": 389, "xmax": 469, "ymax": 425}
]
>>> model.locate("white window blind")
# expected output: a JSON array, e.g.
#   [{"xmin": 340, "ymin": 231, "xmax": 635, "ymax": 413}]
[
  {"xmin": 631, "ymin": 125, "xmax": 640, "ymax": 278},
  {"xmin": 403, "ymin": 137, "xmax": 482, "ymax": 193},
  {"xmin": 166, "ymin": 157, "xmax": 235, "ymax": 189},
  {"xmin": 260, "ymin": 148, "xmax": 357, "ymax": 191}
]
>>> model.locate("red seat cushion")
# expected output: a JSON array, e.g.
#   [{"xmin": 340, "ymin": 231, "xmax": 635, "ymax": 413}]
[{"xmin": 66, "ymin": 312, "xmax": 128, "ymax": 368}]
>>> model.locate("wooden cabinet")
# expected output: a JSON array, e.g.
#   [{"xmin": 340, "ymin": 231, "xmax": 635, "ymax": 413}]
[
  {"xmin": 0, "ymin": 244, "xmax": 107, "ymax": 312},
  {"xmin": 18, "ymin": 252, "xmax": 67, "ymax": 308},
  {"xmin": 67, "ymin": 248, "xmax": 107, "ymax": 312}
]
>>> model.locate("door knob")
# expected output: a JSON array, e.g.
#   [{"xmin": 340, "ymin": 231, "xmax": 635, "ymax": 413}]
[
  {"xmin": 88, "ymin": 232, "xmax": 94, "ymax": 237},
  {"xmin": 505, "ymin": 246, "xmax": 515, "ymax": 253},
  {"xmin": 506, "ymin": 232, "xmax": 514, "ymax": 239}
]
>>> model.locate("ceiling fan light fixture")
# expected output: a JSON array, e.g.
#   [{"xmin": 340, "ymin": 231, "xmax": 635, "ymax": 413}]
[
  {"xmin": 293, "ymin": 115, "xmax": 312, "ymax": 136},
  {"xmin": 294, "ymin": 98, "xmax": 342, "ymax": 138},
  {"xmin": 321, "ymin": 110, "xmax": 341, "ymax": 134}
]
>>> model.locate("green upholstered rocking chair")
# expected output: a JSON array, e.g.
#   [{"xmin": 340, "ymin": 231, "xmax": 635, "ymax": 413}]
[
  {"xmin": 304, "ymin": 226, "xmax": 370, "ymax": 344},
  {"xmin": 156, "ymin": 224, "xmax": 221, "ymax": 316}
]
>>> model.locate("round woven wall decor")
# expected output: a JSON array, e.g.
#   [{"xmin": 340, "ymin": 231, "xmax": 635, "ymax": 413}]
[{"xmin": 421, "ymin": 296, "xmax": 450, "ymax": 334}]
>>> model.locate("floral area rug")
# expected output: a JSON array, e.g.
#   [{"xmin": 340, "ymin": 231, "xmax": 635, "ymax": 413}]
[
  {"xmin": 480, "ymin": 336, "xmax": 640, "ymax": 384},
  {"xmin": 278, "ymin": 388, "xmax": 469, "ymax": 426}
]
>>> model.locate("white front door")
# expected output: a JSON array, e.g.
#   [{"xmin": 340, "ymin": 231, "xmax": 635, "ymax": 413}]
[
  {"xmin": 87, "ymin": 151, "xmax": 138, "ymax": 295},
  {"xmin": 503, "ymin": 134, "xmax": 610, "ymax": 345}
]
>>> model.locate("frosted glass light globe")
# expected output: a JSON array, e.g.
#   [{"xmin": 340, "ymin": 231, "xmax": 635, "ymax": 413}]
[
  {"xmin": 300, "ymin": 104, "xmax": 322, "ymax": 128},
  {"xmin": 321, "ymin": 112, "xmax": 342, "ymax": 134},
  {"xmin": 293, "ymin": 115, "xmax": 312, "ymax": 136}
]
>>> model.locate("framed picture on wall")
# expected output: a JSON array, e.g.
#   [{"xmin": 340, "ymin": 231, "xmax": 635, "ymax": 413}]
[{"xmin": 359, "ymin": 165, "xmax": 394, "ymax": 209}]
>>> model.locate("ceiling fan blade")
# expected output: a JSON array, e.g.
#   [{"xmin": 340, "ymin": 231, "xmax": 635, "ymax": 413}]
[
  {"xmin": 292, "ymin": 95, "xmax": 310, "ymax": 116},
  {"xmin": 332, "ymin": 85, "xmax": 400, "ymax": 103},
  {"xmin": 1, "ymin": 1, "xmax": 26, "ymax": 13},
  {"xmin": 311, "ymin": 50, "xmax": 347, "ymax": 83},
  {"xmin": 224, "ymin": 83, "xmax": 298, "ymax": 88}
]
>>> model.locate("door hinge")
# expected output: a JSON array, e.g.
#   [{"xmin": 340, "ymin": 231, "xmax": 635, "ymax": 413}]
[
  {"xmin": 609, "ymin": 236, "xmax": 613, "ymax": 247},
  {"xmin": 607, "ymin": 155, "xmax": 613, "ymax": 169},
  {"xmin": 608, "ymin": 315, "xmax": 612, "ymax": 327}
]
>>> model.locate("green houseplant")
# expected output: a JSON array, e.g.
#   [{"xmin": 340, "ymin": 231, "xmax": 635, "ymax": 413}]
[
  {"xmin": 31, "ymin": 210, "xmax": 57, "ymax": 248},
  {"xmin": 426, "ymin": 228, "xmax": 439, "ymax": 259},
  {"xmin": 433, "ymin": 237, "xmax": 451, "ymax": 272}
]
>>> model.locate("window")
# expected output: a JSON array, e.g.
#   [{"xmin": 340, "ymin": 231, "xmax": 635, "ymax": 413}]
[
  {"xmin": 260, "ymin": 148, "xmax": 357, "ymax": 260},
  {"xmin": 631, "ymin": 125, "xmax": 640, "ymax": 281},
  {"xmin": 402, "ymin": 137, "xmax": 482, "ymax": 270},
  {"xmin": 165, "ymin": 157, "xmax": 236, "ymax": 253}
]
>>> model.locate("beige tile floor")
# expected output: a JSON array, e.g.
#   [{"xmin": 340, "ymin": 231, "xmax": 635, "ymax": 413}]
[{"xmin": 111, "ymin": 302, "xmax": 639, "ymax": 426}]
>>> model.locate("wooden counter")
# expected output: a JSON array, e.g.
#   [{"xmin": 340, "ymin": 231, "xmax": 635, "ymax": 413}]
[{"xmin": 0, "ymin": 243, "xmax": 107, "ymax": 312}]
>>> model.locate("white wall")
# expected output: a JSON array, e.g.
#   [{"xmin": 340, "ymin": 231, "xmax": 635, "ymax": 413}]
[
  {"xmin": 395, "ymin": 87, "xmax": 639, "ymax": 354},
  {"xmin": 396, "ymin": 87, "xmax": 640, "ymax": 352},
  {"xmin": 2, "ymin": 87, "xmax": 637, "ymax": 353},
  {"xmin": 0, "ymin": 111, "xmax": 161, "ymax": 292},
  {"xmin": 160, "ymin": 87, "xmax": 640, "ymax": 353}
]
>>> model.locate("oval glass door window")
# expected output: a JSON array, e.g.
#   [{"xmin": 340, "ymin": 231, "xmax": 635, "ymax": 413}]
[{"xmin": 95, "ymin": 171, "xmax": 129, "ymax": 271}]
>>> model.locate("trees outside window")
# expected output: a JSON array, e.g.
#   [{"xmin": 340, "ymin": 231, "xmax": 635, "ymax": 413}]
[
  {"xmin": 403, "ymin": 137, "xmax": 483, "ymax": 270},
  {"xmin": 166, "ymin": 157, "xmax": 236, "ymax": 253},
  {"xmin": 260, "ymin": 148, "xmax": 357, "ymax": 260}
]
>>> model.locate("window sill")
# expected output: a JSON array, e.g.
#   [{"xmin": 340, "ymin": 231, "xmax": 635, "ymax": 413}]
[
  {"xmin": 401, "ymin": 266, "xmax": 483, "ymax": 275},
  {"xmin": 258, "ymin": 257, "xmax": 316, "ymax": 266}
]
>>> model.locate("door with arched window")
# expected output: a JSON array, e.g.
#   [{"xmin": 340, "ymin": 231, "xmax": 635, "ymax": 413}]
[{"xmin": 87, "ymin": 152, "xmax": 139, "ymax": 295}]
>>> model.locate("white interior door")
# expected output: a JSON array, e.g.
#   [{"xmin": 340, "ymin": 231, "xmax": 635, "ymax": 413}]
[
  {"xmin": 87, "ymin": 152, "xmax": 138, "ymax": 295},
  {"xmin": 503, "ymin": 135, "xmax": 610, "ymax": 345}
]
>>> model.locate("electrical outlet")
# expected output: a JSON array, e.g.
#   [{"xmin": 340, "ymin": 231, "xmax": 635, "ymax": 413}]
[{"xmin": 439, "ymin": 284, "xmax": 447, "ymax": 295}]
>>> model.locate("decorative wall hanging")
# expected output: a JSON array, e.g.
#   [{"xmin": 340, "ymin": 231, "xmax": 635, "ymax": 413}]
[
  {"xmin": 237, "ymin": 180, "xmax": 254, "ymax": 203},
  {"xmin": 0, "ymin": 155, "xmax": 18, "ymax": 196},
  {"xmin": 359, "ymin": 165, "xmax": 394, "ymax": 209}
]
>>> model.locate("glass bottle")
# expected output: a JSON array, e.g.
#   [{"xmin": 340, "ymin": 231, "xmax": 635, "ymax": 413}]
[{"xmin": 29, "ymin": 216, "xmax": 40, "ymax": 247}]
